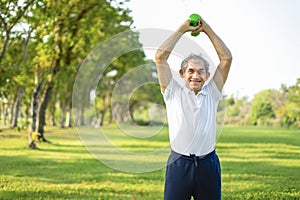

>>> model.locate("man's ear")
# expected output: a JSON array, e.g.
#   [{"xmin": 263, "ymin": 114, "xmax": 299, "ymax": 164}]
[
  {"xmin": 179, "ymin": 69, "xmax": 184, "ymax": 78},
  {"xmin": 206, "ymin": 72, "xmax": 210, "ymax": 79}
]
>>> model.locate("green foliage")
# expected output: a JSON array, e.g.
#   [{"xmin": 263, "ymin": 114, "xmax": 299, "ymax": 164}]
[
  {"xmin": 277, "ymin": 79, "xmax": 300, "ymax": 127},
  {"xmin": 0, "ymin": 0, "xmax": 145, "ymax": 130},
  {"xmin": 280, "ymin": 103, "xmax": 299, "ymax": 127},
  {"xmin": 224, "ymin": 96, "xmax": 251, "ymax": 126},
  {"xmin": 225, "ymin": 95, "xmax": 235, "ymax": 106},
  {"xmin": 224, "ymin": 79, "xmax": 300, "ymax": 127},
  {"xmin": 251, "ymin": 101, "xmax": 275, "ymax": 125}
]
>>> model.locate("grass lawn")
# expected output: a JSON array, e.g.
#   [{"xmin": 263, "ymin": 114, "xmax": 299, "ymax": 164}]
[{"xmin": 0, "ymin": 125, "xmax": 299, "ymax": 199}]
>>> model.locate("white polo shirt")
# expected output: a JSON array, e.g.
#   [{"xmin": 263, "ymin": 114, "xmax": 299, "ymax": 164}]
[{"xmin": 163, "ymin": 78, "xmax": 222, "ymax": 156}]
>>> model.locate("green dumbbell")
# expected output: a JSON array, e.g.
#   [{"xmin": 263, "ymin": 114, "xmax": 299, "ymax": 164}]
[{"xmin": 189, "ymin": 13, "xmax": 201, "ymax": 37}]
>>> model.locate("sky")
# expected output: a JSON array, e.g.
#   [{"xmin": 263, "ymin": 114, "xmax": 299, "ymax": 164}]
[{"xmin": 125, "ymin": 0, "xmax": 300, "ymax": 99}]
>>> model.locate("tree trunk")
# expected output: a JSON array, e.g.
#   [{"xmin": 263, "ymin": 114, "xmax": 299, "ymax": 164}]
[
  {"xmin": 38, "ymin": 81, "xmax": 54, "ymax": 142},
  {"xmin": 65, "ymin": 108, "xmax": 72, "ymax": 127},
  {"xmin": 80, "ymin": 106, "xmax": 85, "ymax": 126},
  {"xmin": 74, "ymin": 107, "xmax": 80, "ymax": 126},
  {"xmin": 66, "ymin": 99, "xmax": 72, "ymax": 127},
  {"xmin": 65, "ymin": 110, "xmax": 71, "ymax": 127},
  {"xmin": 1, "ymin": 102, "xmax": 6, "ymax": 126},
  {"xmin": 109, "ymin": 108, "xmax": 113, "ymax": 124},
  {"xmin": 9, "ymin": 102, "xmax": 14, "ymax": 126},
  {"xmin": 10, "ymin": 29, "xmax": 31, "ymax": 129},
  {"xmin": 11, "ymin": 86, "xmax": 26, "ymax": 128},
  {"xmin": 29, "ymin": 72, "xmax": 44, "ymax": 149},
  {"xmin": 0, "ymin": 29, "xmax": 10, "ymax": 63},
  {"xmin": 50, "ymin": 102, "xmax": 56, "ymax": 126},
  {"xmin": 60, "ymin": 100, "xmax": 66, "ymax": 128},
  {"xmin": 31, "ymin": 87, "xmax": 39, "ymax": 132},
  {"xmin": 28, "ymin": 134, "xmax": 37, "ymax": 150},
  {"xmin": 25, "ymin": 104, "xmax": 30, "ymax": 127}
]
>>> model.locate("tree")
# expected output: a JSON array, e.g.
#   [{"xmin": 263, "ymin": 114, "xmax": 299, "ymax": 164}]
[
  {"xmin": 250, "ymin": 90, "xmax": 276, "ymax": 126},
  {"xmin": 278, "ymin": 78, "xmax": 300, "ymax": 127},
  {"xmin": 95, "ymin": 47, "xmax": 147, "ymax": 126},
  {"xmin": 27, "ymin": 0, "xmax": 137, "ymax": 141},
  {"xmin": 224, "ymin": 95, "xmax": 251, "ymax": 126},
  {"xmin": 0, "ymin": 0, "xmax": 36, "ymax": 129}
]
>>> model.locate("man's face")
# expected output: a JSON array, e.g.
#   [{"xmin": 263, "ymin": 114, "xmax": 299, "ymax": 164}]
[{"xmin": 179, "ymin": 60, "xmax": 210, "ymax": 94}]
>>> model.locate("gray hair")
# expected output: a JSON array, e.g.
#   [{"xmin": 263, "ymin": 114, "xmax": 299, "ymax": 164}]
[{"xmin": 180, "ymin": 53, "xmax": 209, "ymax": 72}]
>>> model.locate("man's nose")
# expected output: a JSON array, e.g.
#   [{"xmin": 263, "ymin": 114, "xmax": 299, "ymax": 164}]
[{"xmin": 192, "ymin": 72, "xmax": 200, "ymax": 78}]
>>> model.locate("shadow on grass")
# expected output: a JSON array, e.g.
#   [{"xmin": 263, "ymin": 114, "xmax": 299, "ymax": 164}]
[{"xmin": 0, "ymin": 153, "xmax": 165, "ymax": 199}]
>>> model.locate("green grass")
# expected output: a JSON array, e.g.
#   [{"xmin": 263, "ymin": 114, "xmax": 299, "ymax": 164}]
[
  {"xmin": 0, "ymin": 125, "xmax": 299, "ymax": 199},
  {"xmin": 218, "ymin": 126, "xmax": 300, "ymax": 199}
]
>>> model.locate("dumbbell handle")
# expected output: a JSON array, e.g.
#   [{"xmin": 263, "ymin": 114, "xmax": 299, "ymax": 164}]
[{"xmin": 189, "ymin": 13, "xmax": 201, "ymax": 37}]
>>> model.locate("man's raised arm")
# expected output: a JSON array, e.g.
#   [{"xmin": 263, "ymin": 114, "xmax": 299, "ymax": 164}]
[
  {"xmin": 200, "ymin": 18, "xmax": 232, "ymax": 91},
  {"xmin": 155, "ymin": 20, "xmax": 198, "ymax": 93}
]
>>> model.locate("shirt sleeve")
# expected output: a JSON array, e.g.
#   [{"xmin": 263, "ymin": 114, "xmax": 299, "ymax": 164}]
[
  {"xmin": 162, "ymin": 78, "xmax": 181, "ymax": 102},
  {"xmin": 207, "ymin": 79, "xmax": 223, "ymax": 102}
]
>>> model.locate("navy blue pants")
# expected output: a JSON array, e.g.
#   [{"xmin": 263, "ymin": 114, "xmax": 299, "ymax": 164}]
[{"xmin": 164, "ymin": 150, "xmax": 221, "ymax": 200}]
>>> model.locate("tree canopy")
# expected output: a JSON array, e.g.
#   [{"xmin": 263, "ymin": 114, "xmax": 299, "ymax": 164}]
[{"xmin": 0, "ymin": 0, "xmax": 159, "ymax": 148}]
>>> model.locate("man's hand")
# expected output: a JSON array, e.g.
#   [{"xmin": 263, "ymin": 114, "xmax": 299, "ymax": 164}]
[
  {"xmin": 198, "ymin": 18, "xmax": 211, "ymax": 34},
  {"xmin": 177, "ymin": 19, "xmax": 201, "ymax": 34},
  {"xmin": 188, "ymin": 17, "xmax": 211, "ymax": 36}
]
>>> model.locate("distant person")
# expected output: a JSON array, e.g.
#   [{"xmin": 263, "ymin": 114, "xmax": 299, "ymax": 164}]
[{"xmin": 155, "ymin": 16, "xmax": 232, "ymax": 200}]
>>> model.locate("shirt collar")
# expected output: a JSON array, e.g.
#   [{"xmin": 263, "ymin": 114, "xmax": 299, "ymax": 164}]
[
  {"xmin": 183, "ymin": 84, "xmax": 208, "ymax": 96},
  {"xmin": 198, "ymin": 88, "xmax": 208, "ymax": 96}
]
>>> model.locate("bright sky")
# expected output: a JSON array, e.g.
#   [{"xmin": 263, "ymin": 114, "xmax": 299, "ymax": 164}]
[{"xmin": 126, "ymin": 0, "xmax": 300, "ymax": 99}]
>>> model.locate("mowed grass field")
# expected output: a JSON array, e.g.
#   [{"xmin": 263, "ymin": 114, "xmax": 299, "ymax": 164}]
[{"xmin": 0, "ymin": 125, "xmax": 299, "ymax": 200}]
